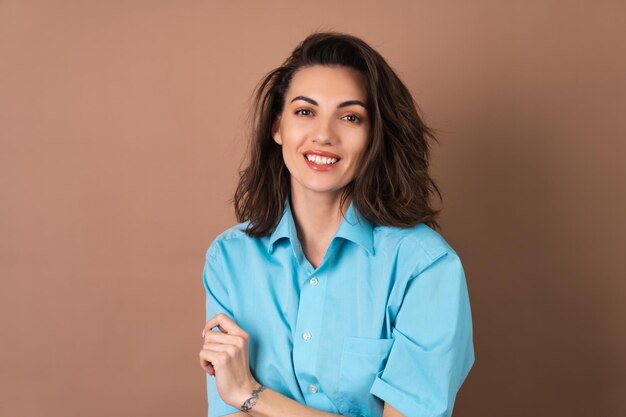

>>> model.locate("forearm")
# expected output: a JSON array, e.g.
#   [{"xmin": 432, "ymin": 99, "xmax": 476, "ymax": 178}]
[
  {"xmin": 224, "ymin": 387, "xmax": 405, "ymax": 417},
  {"xmin": 226, "ymin": 386, "xmax": 342, "ymax": 417}
]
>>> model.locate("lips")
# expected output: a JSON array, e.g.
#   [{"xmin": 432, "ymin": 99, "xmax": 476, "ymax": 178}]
[{"xmin": 302, "ymin": 150, "xmax": 341, "ymax": 171}]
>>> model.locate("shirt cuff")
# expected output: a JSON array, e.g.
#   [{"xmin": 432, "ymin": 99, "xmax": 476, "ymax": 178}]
[{"xmin": 370, "ymin": 372, "xmax": 439, "ymax": 417}]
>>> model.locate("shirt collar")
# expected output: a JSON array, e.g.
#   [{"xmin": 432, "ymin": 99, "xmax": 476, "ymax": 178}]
[
  {"xmin": 268, "ymin": 199, "xmax": 297, "ymax": 252},
  {"xmin": 334, "ymin": 201, "xmax": 374, "ymax": 255},
  {"xmin": 267, "ymin": 198, "xmax": 374, "ymax": 255}
]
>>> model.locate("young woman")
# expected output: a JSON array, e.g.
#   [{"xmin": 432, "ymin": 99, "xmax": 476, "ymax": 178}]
[{"xmin": 199, "ymin": 32, "xmax": 474, "ymax": 417}]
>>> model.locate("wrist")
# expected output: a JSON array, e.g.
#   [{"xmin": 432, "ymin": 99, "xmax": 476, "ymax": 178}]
[
  {"xmin": 231, "ymin": 378, "xmax": 263, "ymax": 410},
  {"xmin": 240, "ymin": 383, "xmax": 266, "ymax": 413}
]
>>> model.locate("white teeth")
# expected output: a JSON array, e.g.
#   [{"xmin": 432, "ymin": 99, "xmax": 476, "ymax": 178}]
[{"xmin": 306, "ymin": 154, "xmax": 338, "ymax": 165}]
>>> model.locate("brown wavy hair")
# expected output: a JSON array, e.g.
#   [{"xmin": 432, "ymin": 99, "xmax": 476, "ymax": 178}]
[{"xmin": 234, "ymin": 32, "xmax": 442, "ymax": 236}]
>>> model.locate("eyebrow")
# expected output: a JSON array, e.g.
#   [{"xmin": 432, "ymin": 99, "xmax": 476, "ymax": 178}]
[{"xmin": 290, "ymin": 95, "xmax": 367, "ymax": 110}]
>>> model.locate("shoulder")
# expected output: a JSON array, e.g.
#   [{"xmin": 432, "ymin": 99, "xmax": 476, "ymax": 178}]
[
  {"xmin": 206, "ymin": 221, "xmax": 265, "ymax": 259},
  {"xmin": 373, "ymin": 223, "xmax": 460, "ymax": 276},
  {"xmin": 374, "ymin": 222, "xmax": 455, "ymax": 260}
]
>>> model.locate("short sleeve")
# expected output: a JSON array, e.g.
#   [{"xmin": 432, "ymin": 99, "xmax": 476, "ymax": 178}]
[
  {"xmin": 203, "ymin": 244, "xmax": 240, "ymax": 417},
  {"xmin": 369, "ymin": 250, "xmax": 475, "ymax": 417}
]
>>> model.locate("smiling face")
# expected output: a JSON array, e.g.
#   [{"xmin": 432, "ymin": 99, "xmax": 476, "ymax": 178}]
[{"xmin": 272, "ymin": 65, "xmax": 370, "ymax": 202}]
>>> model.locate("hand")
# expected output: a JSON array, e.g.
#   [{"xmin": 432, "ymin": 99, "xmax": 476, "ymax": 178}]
[{"xmin": 199, "ymin": 313, "xmax": 260, "ymax": 408}]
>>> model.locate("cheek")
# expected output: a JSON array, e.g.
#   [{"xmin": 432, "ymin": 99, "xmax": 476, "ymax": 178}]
[
  {"xmin": 279, "ymin": 126, "xmax": 303, "ymax": 149},
  {"xmin": 280, "ymin": 144, "xmax": 300, "ymax": 174},
  {"xmin": 347, "ymin": 135, "xmax": 369, "ymax": 162}
]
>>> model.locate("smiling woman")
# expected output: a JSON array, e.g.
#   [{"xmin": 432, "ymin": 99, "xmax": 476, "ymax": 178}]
[
  {"xmin": 273, "ymin": 66, "xmax": 370, "ymax": 204},
  {"xmin": 199, "ymin": 32, "xmax": 474, "ymax": 417}
]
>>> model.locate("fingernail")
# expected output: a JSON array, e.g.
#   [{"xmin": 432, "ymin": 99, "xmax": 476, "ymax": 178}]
[{"xmin": 202, "ymin": 330, "xmax": 205, "ymax": 338}]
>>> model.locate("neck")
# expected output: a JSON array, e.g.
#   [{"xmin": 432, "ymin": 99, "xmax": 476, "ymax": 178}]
[{"xmin": 289, "ymin": 189, "xmax": 350, "ymax": 267}]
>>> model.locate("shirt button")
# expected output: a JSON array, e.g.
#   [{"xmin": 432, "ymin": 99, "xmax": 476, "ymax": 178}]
[
  {"xmin": 309, "ymin": 277, "xmax": 319, "ymax": 286},
  {"xmin": 302, "ymin": 331, "xmax": 312, "ymax": 341},
  {"xmin": 308, "ymin": 384, "xmax": 318, "ymax": 394}
]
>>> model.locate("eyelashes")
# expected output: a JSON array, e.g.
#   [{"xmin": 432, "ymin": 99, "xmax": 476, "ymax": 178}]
[
  {"xmin": 295, "ymin": 108, "xmax": 314, "ymax": 117},
  {"xmin": 343, "ymin": 114, "xmax": 361, "ymax": 123},
  {"xmin": 294, "ymin": 108, "xmax": 363, "ymax": 124}
]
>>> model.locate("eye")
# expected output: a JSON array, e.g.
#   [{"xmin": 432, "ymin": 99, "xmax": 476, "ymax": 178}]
[
  {"xmin": 342, "ymin": 114, "xmax": 362, "ymax": 123},
  {"xmin": 295, "ymin": 108, "xmax": 313, "ymax": 116}
]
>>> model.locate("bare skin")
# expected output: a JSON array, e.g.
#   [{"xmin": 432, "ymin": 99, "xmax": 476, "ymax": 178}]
[{"xmin": 290, "ymin": 189, "xmax": 346, "ymax": 269}]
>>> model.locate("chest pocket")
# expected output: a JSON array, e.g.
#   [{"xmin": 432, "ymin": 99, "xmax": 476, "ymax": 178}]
[{"xmin": 337, "ymin": 336, "xmax": 394, "ymax": 416}]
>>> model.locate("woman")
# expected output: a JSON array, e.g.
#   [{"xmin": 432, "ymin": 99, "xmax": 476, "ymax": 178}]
[{"xmin": 199, "ymin": 32, "xmax": 474, "ymax": 417}]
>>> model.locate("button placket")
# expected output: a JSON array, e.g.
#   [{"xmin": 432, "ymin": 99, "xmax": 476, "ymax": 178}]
[{"xmin": 292, "ymin": 268, "xmax": 328, "ymax": 402}]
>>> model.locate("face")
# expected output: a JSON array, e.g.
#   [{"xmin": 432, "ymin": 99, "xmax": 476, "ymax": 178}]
[{"xmin": 272, "ymin": 65, "xmax": 370, "ymax": 201}]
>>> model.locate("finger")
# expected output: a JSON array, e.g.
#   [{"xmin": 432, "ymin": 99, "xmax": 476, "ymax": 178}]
[
  {"xmin": 202, "ymin": 323, "xmax": 220, "ymax": 338},
  {"xmin": 202, "ymin": 360, "xmax": 215, "ymax": 376},
  {"xmin": 203, "ymin": 313, "xmax": 238, "ymax": 335},
  {"xmin": 203, "ymin": 331, "xmax": 244, "ymax": 347},
  {"xmin": 199, "ymin": 344, "xmax": 235, "ymax": 375},
  {"xmin": 203, "ymin": 314, "xmax": 230, "ymax": 336},
  {"xmin": 201, "ymin": 341, "xmax": 238, "ymax": 354},
  {"xmin": 203, "ymin": 313, "xmax": 247, "ymax": 337},
  {"xmin": 198, "ymin": 350, "xmax": 217, "ymax": 375},
  {"xmin": 199, "ymin": 343, "xmax": 240, "ymax": 375},
  {"xmin": 202, "ymin": 324, "xmax": 228, "ymax": 338}
]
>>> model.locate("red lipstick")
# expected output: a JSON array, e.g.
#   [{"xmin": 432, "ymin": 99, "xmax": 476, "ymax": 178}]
[
  {"xmin": 303, "ymin": 150, "xmax": 341, "ymax": 159},
  {"xmin": 302, "ymin": 150, "xmax": 341, "ymax": 172}
]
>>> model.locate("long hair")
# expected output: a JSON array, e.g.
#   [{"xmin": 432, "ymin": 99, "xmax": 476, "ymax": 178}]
[{"xmin": 234, "ymin": 32, "xmax": 442, "ymax": 236}]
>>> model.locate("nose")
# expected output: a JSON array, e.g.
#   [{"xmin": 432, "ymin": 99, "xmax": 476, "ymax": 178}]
[{"xmin": 311, "ymin": 117, "xmax": 334, "ymax": 146}]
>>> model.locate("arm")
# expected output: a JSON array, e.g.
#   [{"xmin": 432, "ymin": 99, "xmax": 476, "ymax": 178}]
[
  {"xmin": 202, "ymin": 314, "xmax": 407, "ymax": 417},
  {"xmin": 200, "ymin": 248, "xmax": 345, "ymax": 417},
  {"xmin": 223, "ymin": 389, "xmax": 341, "ymax": 417},
  {"xmin": 200, "ymin": 314, "xmax": 343, "ymax": 417},
  {"xmin": 221, "ymin": 399, "xmax": 406, "ymax": 417},
  {"xmin": 369, "ymin": 249, "xmax": 474, "ymax": 417},
  {"xmin": 383, "ymin": 402, "xmax": 405, "ymax": 417},
  {"xmin": 223, "ymin": 391, "xmax": 406, "ymax": 417}
]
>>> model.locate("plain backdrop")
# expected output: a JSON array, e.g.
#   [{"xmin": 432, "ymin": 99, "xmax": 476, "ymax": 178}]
[{"xmin": 1, "ymin": 1, "xmax": 625, "ymax": 416}]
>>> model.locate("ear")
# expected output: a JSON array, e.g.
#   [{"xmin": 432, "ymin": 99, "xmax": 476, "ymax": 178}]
[{"xmin": 271, "ymin": 116, "xmax": 282, "ymax": 145}]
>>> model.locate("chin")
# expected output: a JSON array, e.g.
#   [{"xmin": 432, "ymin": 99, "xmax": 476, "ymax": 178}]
[
  {"xmin": 291, "ymin": 172, "xmax": 352, "ymax": 196},
  {"xmin": 300, "ymin": 182, "xmax": 348, "ymax": 195}
]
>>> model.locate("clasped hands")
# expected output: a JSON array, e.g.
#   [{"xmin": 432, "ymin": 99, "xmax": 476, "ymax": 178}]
[{"xmin": 199, "ymin": 313, "xmax": 261, "ymax": 408}]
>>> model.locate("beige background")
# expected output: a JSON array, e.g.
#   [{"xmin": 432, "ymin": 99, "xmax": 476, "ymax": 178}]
[{"xmin": 1, "ymin": 1, "xmax": 625, "ymax": 416}]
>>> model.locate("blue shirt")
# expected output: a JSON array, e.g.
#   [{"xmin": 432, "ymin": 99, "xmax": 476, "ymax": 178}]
[{"xmin": 203, "ymin": 200, "xmax": 474, "ymax": 417}]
